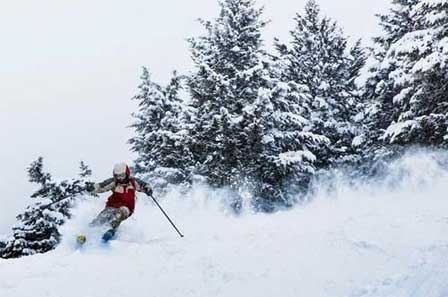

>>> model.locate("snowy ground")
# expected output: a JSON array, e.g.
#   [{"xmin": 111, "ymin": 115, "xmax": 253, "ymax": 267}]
[{"xmin": 1, "ymin": 150, "xmax": 448, "ymax": 297}]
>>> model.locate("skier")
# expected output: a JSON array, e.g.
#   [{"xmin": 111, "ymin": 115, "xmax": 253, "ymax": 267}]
[{"xmin": 77, "ymin": 162, "xmax": 153, "ymax": 244}]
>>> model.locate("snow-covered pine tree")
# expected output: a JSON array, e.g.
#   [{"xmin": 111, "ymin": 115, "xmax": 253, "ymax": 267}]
[
  {"xmin": 187, "ymin": 0, "xmax": 269, "ymax": 186},
  {"xmin": 130, "ymin": 68, "xmax": 192, "ymax": 185},
  {"xmin": 374, "ymin": 0, "xmax": 420, "ymax": 53},
  {"xmin": 379, "ymin": 0, "xmax": 448, "ymax": 145},
  {"xmin": 186, "ymin": 0, "xmax": 332, "ymax": 208},
  {"xmin": 362, "ymin": 0, "xmax": 422, "ymax": 147},
  {"xmin": 244, "ymin": 67, "xmax": 330, "ymax": 208},
  {"xmin": 130, "ymin": 67, "xmax": 165, "ymax": 173},
  {"xmin": 275, "ymin": 0, "xmax": 366, "ymax": 166},
  {"xmin": 79, "ymin": 161, "xmax": 92, "ymax": 178},
  {"xmin": 0, "ymin": 158, "xmax": 93, "ymax": 259}
]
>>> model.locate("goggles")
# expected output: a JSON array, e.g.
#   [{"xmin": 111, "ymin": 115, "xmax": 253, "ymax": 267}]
[{"xmin": 114, "ymin": 173, "xmax": 127, "ymax": 180}]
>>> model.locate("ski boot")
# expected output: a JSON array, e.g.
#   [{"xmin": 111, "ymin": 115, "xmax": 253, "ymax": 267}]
[{"xmin": 102, "ymin": 229, "xmax": 116, "ymax": 242}]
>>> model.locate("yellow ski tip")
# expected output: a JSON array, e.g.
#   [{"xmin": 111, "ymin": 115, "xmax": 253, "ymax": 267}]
[{"xmin": 76, "ymin": 235, "xmax": 87, "ymax": 245}]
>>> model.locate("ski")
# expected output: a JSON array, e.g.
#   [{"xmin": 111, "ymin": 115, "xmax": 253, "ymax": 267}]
[{"xmin": 76, "ymin": 234, "xmax": 87, "ymax": 246}]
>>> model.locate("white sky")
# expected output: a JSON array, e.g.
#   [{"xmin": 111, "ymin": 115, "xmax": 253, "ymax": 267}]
[{"xmin": 0, "ymin": 0, "xmax": 390, "ymax": 233}]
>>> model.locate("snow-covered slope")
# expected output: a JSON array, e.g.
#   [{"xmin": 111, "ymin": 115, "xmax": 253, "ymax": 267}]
[{"xmin": 1, "ymin": 150, "xmax": 448, "ymax": 297}]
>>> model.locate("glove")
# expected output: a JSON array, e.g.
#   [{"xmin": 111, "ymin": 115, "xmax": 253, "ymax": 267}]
[
  {"xmin": 85, "ymin": 182, "xmax": 95, "ymax": 192},
  {"xmin": 145, "ymin": 185, "xmax": 153, "ymax": 196}
]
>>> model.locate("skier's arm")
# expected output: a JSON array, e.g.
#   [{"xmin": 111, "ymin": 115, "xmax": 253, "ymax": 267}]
[
  {"xmin": 134, "ymin": 178, "xmax": 153, "ymax": 196},
  {"xmin": 86, "ymin": 178, "xmax": 115, "ymax": 194}
]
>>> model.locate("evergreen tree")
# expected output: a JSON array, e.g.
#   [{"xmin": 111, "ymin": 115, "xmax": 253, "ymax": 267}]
[
  {"xmin": 366, "ymin": 0, "xmax": 448, "ymax": 146},
  {"xmin": 79, "ymin": 161, "xmax": 92, "ymax": 178},
  {"xmin": 130, "ymin": 67, "xmax": 165, "ymax": 171},
  {"xmin": 130, "ymin": 68, "xmax": 192, "ymax": 184},
  {"xmin": 374, "ymin": 0, "xmax": 420, "ymax": 53},
  {"xmin": 245, "ymin": 73, "xmax": 330, "ymax": 208},
  {"xmin": 0, "ymin": 158, "xmax": 93, "ymax": 259},
  {"xmin": 275, "ymin": 0, "xmax": 366, "ymax": 166},
  {"xmin": 185, "ymin": 0, "xmax": 333, "ymax": 208},
  {"xmin": 187, "ymin": 0, "xmax": 269, "ymax": 186},
  {"xmin": 362, "ymin": 0, "xmax": 421, "ymax": 146}
]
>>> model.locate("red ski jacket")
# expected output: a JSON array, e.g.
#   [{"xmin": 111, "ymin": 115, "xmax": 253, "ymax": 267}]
[{"xmin": 93, "ymin": 177, "xmax": 149, "ymax": 214}]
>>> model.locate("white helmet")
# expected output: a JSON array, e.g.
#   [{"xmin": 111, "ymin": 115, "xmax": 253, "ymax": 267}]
[{"xmin": 113, "ymin": 162, "xmax": 131, "ymax": 181}]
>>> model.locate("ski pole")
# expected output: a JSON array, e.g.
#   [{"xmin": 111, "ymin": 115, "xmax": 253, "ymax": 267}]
[{"xmin": 149, "ymin": 194, "xmax": 184, "ymax": 238}]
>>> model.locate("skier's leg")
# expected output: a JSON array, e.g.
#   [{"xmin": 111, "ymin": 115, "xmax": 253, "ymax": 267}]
[
  {"xmin": 77, "ymin": 208, "xmax": 114, "ymax": 245},
  {"xmin": 109, "ymin": 206, "xmax": 131, "ymax": 229},
  {"xmin": 89, "ymin": 208, "xmax": 116, "ymax": 227},
  {"xmin": 102, "ymin": 207, "xmax": 131, "ymax": 242}
]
